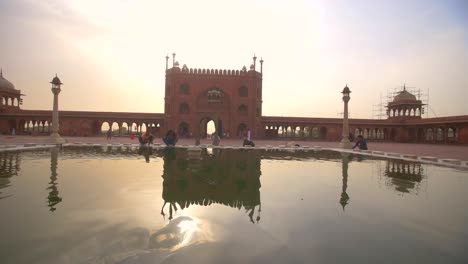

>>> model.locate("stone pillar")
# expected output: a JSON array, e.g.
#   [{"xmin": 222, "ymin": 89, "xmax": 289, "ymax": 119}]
[
  {"xmin": 339, "ymin": 85, "xmax": 352, "ymax": 149},
  {"xmin": 49, "ymin": 75, "xmax": 66, "ymax": 144}
]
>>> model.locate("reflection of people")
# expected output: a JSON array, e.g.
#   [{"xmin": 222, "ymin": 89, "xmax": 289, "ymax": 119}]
[
  {"xmin": 138, "ymin": 146, "xmax": 152, "ymax": 163},
  {"xmin": 163, "ymin": 130, "xmax": 178, "ymax": 146},
  {"xmin": 139, "ymin": 131, "xmax": 154, "ymax": 145},
  {"xmin": 106, "ymin": 129, "xmax": 112, "ymax": 140},
  {"xmin": 352, "ymin": 135, "xmax": 368, "ymax": 150},
  {"xmin": 11, "ymin": 128, "xmax": 15, "ymax": 136}
]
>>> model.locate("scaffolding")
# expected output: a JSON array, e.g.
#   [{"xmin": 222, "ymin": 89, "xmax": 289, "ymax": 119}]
[{"xmin": 372, "ymin": 84, "xmax": 431, "ymax": 119}]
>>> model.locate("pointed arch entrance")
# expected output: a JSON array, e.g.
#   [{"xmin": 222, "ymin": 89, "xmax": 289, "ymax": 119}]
[
  {"xmin": 194, "ymin": 112, "xmax": 223, "ymax": 145},
  {"xmin": 192, "ymin": 87, "xmax": 231, "ymax": 145},
  {"xmin": 178, "ymin": 122, "xmax": 190, "ymax": 138}
]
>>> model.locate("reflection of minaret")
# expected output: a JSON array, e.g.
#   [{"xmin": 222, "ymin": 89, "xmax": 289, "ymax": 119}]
[
  {"xmin": 47, "ymin": 147, "xmax": 62, "ymax": 211},
  {"xmin": 339, "ymin": 153, "xmax": 350, "ymax": 210}
]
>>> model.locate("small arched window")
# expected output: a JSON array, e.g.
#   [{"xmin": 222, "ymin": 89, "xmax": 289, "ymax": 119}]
[
  {"xmin": 179, "ymin": 103, "xmax": 189, "ymax": 114},
  {"xmin": 238, "ymin": 104, "xmax": 248, "ymax": 114},
  {"xmin": 180, "ymin": 83, "xmax": 190, "ymax": 95},
  {"xmin": 447, "ymin": 128, "xmax": 455, "ymax": 139},
  {"xmin": 239, "ymin": 86, "xmax": 248, "ymax": 97}
]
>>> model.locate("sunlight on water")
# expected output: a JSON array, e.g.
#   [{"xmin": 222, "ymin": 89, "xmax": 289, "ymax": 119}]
[{"xmin": 0, "ymin": 147, "xmax": 467, "ymax": 264}]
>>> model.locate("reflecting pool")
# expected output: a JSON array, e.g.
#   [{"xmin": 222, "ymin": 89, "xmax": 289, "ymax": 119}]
[{"xmin": 0, "ymin": 146, "xmax": 467, "ymax": 264}]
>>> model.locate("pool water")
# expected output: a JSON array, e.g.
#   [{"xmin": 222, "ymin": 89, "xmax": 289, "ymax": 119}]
[{"xmin": 0, "ymin": 146, "xmax": 467, "ymax": 264}]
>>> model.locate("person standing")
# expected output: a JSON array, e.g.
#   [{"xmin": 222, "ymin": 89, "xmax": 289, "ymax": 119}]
[
  {"xmin": 106, "ymin": 128, "xmax": 112, "ymax": 140},
  {"xmin": 243, "ymin": 127, "xmax": 255, "ymax": 147},
  {"xmin": 139, "ymin": 131, "xmax": 154, "ymax": 146}
]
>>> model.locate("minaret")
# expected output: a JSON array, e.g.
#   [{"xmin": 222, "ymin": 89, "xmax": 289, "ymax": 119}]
[
  {"xmin": 172, "ymin": 53, "xmax": 176, "ymax": 68},
  {"xmin": 49, "ymin": 74, "xmax": 66, "ymax": 144},
  {"xmin": 339, "ymin": 84, "xmax": 352, "ymax": 149},
  {"xmin": 253, "ymin": 54, "xmax": 257, "ymax": 71},
  {"xmin": 260, "ymin": 58, "xmax": 264, "ymax": 75},
  {"xmin": 165, "ymin": 54, "xmax": 169, "ymax": 70}
]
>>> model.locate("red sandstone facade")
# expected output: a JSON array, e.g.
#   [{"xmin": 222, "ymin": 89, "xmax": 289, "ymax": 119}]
[
  {"xmin": 1, "ymin": 57, "xmax": 468, "ymax": 144},
  {"xmin": 164, "ymin": 54, "xmax": 263, "ymax": 139}
]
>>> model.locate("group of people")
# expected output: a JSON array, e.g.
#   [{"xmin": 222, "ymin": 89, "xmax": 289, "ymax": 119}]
[
  {"xmin": 116, "ymin": 127, "xmax": 367, "ymax": 149},
  {"xmin": 136, "ymin": 129, "xmax": 178, "ymax": 147},
  {"xmin": 105, "ymin": 128, "xmax": 177, "ymax": 147}
]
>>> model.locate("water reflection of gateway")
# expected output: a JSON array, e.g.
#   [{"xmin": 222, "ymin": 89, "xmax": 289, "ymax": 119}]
[{"xmin": 161, "ymin": 148, "xmax": 262, "ymax": 223}]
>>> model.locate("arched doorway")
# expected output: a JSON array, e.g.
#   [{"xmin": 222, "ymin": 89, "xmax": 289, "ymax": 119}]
[
  {"xmin": 320, "ymin": 127, "xmax": 327, "ymax": 140},
  {"xmin": 179, "ymin": 122, "xmax": 190, "ymax": 138},
  {"xmin": 237, "ymin": 123, "xmax": 247, "ymax": 138},
  {"xmin": 8, "ymin": 119, "xmax": 16, "ymax": 135},
  {"xmin": 193, "ymin": 114, "xmax": 221, "ymax": 145},
  {"xmin": 192, "ymin": 87, "xmax": 231, "ymax": 145},
  {"xmin": 101, "ymin": 122, "xmax": 110, "ymax": 135},
  {"xmin": 206, "ymin": 120, "xmax": 216, "ymax": 138}
]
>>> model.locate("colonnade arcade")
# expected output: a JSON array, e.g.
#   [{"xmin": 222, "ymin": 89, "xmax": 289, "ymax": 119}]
[
  {"xmin": 388, "ymin": 107, "xmax": 423, "ymax": 118},
  {"xmin": 416, "ymin": 127, "xmax": 458, "ymax": 143},
  {"xmin": 0, "ymin": 97, "xmax": 21, "ymax": 107},
  {"xmin": 11, "ymin": 118, "xmax": 164, "ymax": 137},
  {"xmin": 263, "ymin": 124, "xmax": 389, "ymax": 141},
  {"xmin": 100, "ymin": 121, "xmax": 162, "ymax": 137},
  {"xmin": 21, "ymin": 120, "xmax": 51, "ymax": 134},
  {"xmin": 352, "ymin": 127, "xmax": 386, "ymax": 140},
  {"xmin": 264, "ymin": 125, "xmax": 328, "ymax": 140}
]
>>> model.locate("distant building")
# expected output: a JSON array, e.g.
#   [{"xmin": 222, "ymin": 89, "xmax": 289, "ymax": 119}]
[{"xmin": 1, "ymin": 57, "xmax": 467, "ymax": 143}]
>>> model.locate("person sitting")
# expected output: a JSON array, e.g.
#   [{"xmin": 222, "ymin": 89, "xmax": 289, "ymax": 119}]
[
  {"xmin": 138, "ymin": 131, "xmax": 154, "ymax": 146},
  {"xmin": 243, "ymin": 139, "xmax": 255, "ymax": 147},
  {"xmin": 211, "ymin": 132, "xmax": 220, "ymax": 146},
  {"xmin": 352, "ymin": 135, "xmax": 368, "ymax": 150},
  {"xmin": 163, "ymin": 129, "xmax": 178, "ymax": 146}
]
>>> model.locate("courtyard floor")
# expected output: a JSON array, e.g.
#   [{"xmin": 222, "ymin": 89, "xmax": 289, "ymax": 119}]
[{"xmin": 1, "ymin": 135, "xmax": 467, "ymax": 161}]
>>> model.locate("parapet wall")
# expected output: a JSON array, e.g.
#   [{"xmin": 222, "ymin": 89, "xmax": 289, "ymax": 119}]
[{"xmin": 167, "ymin": 66, "xmax": 260, "ymax": 77}]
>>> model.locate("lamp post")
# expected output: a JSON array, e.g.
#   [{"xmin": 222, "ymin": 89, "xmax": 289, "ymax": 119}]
[
  {"xmin": 49, "ymin": 75, "xmax": 66, "ymax": 144},
  {"xmin": 339, "ymin": 85, "xmax": 352, "ymax": 148}
]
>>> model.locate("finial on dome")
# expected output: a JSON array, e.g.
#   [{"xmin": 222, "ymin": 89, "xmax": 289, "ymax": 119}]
[{"xmin": 403, "ymin": 83, "xmax": 406, "ymax": 90}]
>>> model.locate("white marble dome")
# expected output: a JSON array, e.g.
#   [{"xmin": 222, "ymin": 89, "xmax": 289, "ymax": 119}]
[{"xmin": 0, "ymin": 70, "xmax": 15, "ymax": 90}]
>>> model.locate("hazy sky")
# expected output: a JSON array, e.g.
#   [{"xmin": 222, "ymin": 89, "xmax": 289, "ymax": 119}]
[{"xmin": 1, "ymin": 0, "xmax": 467, "ymax": 118}]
